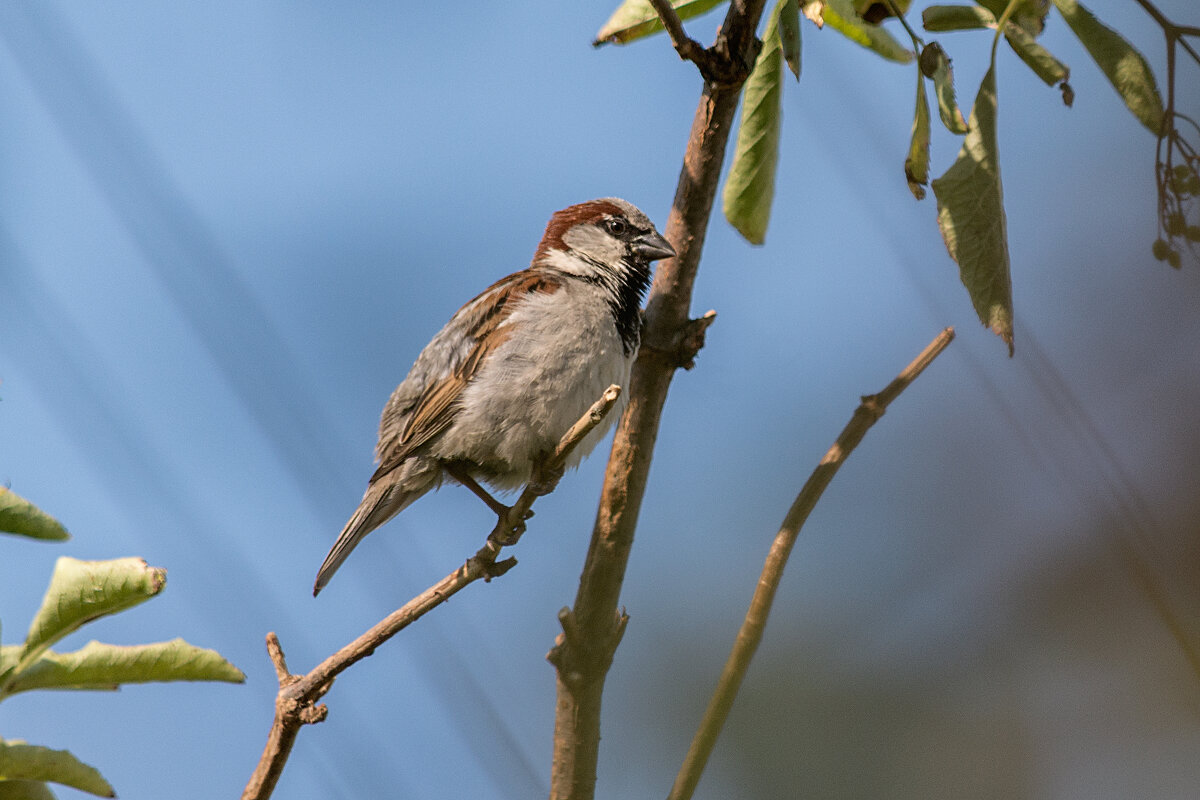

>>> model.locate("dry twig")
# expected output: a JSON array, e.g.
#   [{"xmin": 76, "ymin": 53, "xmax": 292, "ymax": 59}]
[
  {"xmin": 667, "ymin": 328, "xmax": 956, "ymax": 800},
  {"xmin": 242, "ymin": 385, "xmax": 623, "ymax": 800}
]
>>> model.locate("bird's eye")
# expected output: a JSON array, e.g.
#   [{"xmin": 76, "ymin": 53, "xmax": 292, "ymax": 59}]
[{"xmin": 604, "ymin": 218, "xmax": 629, "ymax": 237}]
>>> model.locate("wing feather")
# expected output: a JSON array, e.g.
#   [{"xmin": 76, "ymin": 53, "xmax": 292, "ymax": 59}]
[{"xmin": 370, "ymin": 270, "xmax": 561, "ymax": 484}]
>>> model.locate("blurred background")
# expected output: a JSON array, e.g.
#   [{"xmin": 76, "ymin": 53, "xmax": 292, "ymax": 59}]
[{"xmin": 2, "ymin": 1, "xmax": 1198, "ymax": 798}]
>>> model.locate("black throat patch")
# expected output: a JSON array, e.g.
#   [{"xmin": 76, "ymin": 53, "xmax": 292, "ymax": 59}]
[{"xmin": 587, "ymin": 255, "xmax": 650, "ymax": 356}]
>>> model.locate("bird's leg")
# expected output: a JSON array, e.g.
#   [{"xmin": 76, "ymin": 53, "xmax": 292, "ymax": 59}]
[
  {"xmin": 445, "ymin": 462, "xmax": 512, "ymax": 517},
  {"xmin": 445, "ymin": 462, "xmax": 533, "ymax": 547},
  {"xmin": 528, "ymin": 455, "xmax": 566, "ymax": 496}
]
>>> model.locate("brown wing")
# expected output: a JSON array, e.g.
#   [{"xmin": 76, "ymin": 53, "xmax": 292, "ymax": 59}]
[{"xmin": 369, "ymin": 270, "xmax": 562, "ymax": 485}]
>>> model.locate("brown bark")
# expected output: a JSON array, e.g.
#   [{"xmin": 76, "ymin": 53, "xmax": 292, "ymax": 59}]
[{"xmin": 547, "ymin": 3, "xmax": 768, "ymax": 798}]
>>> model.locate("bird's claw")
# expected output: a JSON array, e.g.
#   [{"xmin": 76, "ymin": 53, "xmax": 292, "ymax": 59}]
[{"xmin": 489, "ymin": 506, "xmax": 534, "ymax": 546}]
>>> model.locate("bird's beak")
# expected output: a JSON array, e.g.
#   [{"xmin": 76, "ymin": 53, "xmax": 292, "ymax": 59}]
[{"xmin": 633, "ymin": 230, "xmax": 676, "ymax": 262}]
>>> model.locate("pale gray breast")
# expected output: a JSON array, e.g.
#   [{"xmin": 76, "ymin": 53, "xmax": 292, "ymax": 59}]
[{"xmin": 430, "ymin": 279, "xmax": 633, "ymax": 482}]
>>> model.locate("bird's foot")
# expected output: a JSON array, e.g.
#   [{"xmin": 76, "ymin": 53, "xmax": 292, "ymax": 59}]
[
  {"xmin": 528, "ymin": 461, "xmax": 566, "ymax": 496},
  {"xmin": 490, "ymin": 507, "xmax": 534, "ymax": 546}
]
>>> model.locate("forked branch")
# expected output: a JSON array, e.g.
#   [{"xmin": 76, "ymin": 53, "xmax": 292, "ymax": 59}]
[
  {"xmin": 648, "ymin": 0, "xmax": 764, "ymax": 85},
  {"xmin": 242, "ymin": 385, "xmax": 623, "ymax": 800},
  {"xmin": 648, "ymin": 0, "xmax": 709, "ymax": 66}
]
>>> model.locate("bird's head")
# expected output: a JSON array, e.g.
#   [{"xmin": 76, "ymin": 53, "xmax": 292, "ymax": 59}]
[{"xmin": 532, "ymin": 198, "xmax": 675, "ymax": 284}]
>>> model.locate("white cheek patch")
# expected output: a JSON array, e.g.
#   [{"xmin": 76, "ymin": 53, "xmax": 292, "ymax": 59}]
[
  {"xmin": 561, "ymin": 224, "xmax": 624, "ymax": 266},
  {"xmin": 540, "ymin": 248, "xmax": 590, "ymax": 276}
]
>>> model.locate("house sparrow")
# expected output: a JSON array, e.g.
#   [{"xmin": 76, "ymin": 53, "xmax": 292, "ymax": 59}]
[{"xmin": 313, "ymin": 198, "xmax": 674, "ymax": 595}]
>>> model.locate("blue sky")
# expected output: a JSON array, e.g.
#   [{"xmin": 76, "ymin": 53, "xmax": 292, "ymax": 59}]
[{"xmin": 2, "ymin": 1, "xmax": 1199, "ymax": 798}]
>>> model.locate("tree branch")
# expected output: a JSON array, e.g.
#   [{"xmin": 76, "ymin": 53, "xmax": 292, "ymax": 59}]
[
  {"xmin": 1132, "ymin": 0, "xmax": 1200, "ymax": 65},
  {"xmin": 647, "ymin": 0, "xmax": 709, "ymax": 66},
  {"xmin": 649, "ymin": 0, "xmax": 765, "ymax": 85},
  {"xmin": 667, "ymin": 327, "xmax": 956, "ymax": 800},
  {"xmin": 548, "ymin": 3, "xmax": 768, "ymax": 798},
  {"xmin": 242, "ymin": 385, "xmax": 623, "ymax": 800}
]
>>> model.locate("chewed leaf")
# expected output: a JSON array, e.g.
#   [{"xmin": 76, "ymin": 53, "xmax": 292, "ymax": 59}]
[
  {"xmin": 906, "ymin": 69, "xmax": 931, "ymax": 199},
  {"xmin": 0, "ymin": 489, "xmax": 69, "ymax": 541},
  {"xmin": 723, "ymin": 0, "xmax": 786, "ymax": 244},
  {"xmin": 931, "ymin": 65, "xmax": 1014, "ymax": 354},
  {"xmin": 923, "ymin": 42, "xmax": 968, "ymax": 133},
  {"xmin": 21, "ymin": 558, "xmax": 166, "ymax": 667},
  {"xmin": 594, "ymin": 0, "xmax": 728, "ymax": 46},
  {"xmin": 1051, "ymin": 0, "xmax": 1162, "ymax": 133},
  {"xmin": 0, "ymin": 740, "xmax": 114, "ymax": 797}
]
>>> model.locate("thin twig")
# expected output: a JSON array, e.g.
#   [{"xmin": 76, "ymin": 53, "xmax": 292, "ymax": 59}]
[
  {"xmin": 881, "ymin": 0, "xmax": 923, "ymax": 48},
  {"xmin": 242, "ymin": 386, "xmax": 623, "ymax": 800},
  {"xmin": 667, "ymin": 327, "xmax": 956, "ymax": 800},
  {"xmin": 990, "ymin": 0, "xmax": 1022, "ymax": 60},
  {"xmin": 1132, "ymin": 0, "xmax": 1200, "ymax": 65},
  {"xmin": 648, "ymin": 0, "xmax": 709, "ymax": 66},
  {"xmin": 265, "ymin": 633, "xmax": 292, "ymax": 686},
  {"xmin": 1135, "ymin": 0, "xmax": 1200, "ymax": 262}
]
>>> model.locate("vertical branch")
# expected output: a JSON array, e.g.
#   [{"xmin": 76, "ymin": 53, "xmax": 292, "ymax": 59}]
[{"xmin": 548, "ymin": 2, "xmax": 768, "ymax": 798}]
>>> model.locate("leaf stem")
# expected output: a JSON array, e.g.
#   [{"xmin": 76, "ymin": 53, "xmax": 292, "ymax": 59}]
[
  {"xmin": 1131, "ymin": 0, "xmax": 1200, "ymax": 65},
  {"xmin": 881, "ymin": 0, "xmax": 923, "ymax": 49},
  {"xmin": 990, "ymin": 0, "xmax": 1022, "ymax": 61}
]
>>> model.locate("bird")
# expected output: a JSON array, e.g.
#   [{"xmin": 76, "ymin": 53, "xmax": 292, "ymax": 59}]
[{"xmin": 313, "ymin": 198, "xmax": 675, "ymax": 595}]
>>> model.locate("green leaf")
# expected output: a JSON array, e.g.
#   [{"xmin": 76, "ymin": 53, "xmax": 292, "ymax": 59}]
[
  {"xmin": 1051, "ymin": 0, "xmax": 1163, "ymax": 133},
  {"xmin": 905, "ymin": 68, "xmax": 931, "ymax": 199},
  {"xmin": 921, "ymin": 4, "xmax": 994, "ymax": 32},
  {"xmin": 922, "ymin": 42, "xmax": 968, "ymax": 133},
  {"xmin": 853, "ymin": 0, "xmax": 911, "ymax": 23},
  {"xmin": 922, "ymin": 4, "xmax": 1069, "ymax": 101},
  {"xmin": 977, "ymin": 0, "xmax": 1048, "ymax": 36},
  {"xmin": 0, "ymin": 489, "xmax": 69, "ymax": 542},
  {"xmin": 779, "ymin": 0, "xmax": 802, "ymax": 80},
  {"xmin": 723, "ymin": 0, "xmax": 786, "ymax": 244},
  {"xmin": 931, "ymin": 64, "xmax": 1014, "ymax": 354},
  {"xmin": 0, "ymin": 645, "xmax": 20, "ymax": 687},
  {"xmin": 0, "ymin": 741, "xmax": 113, "ymax": 798},
  {"xmin": 20, "ymin": 558, "xmax": 166, "ymax": 668},
  {"xmin": 0, "ymin": 779, "xmax": 58, "ymax": 800},
  {"xmin": 810, "ymin": 0, "xmax": 914, "ymax": 63},
  {"xmin": 4, "ymin": 639, "xmax": 245, "ymax": 695},
  {"xmin": 1003, "ymin": 21, "xmax": 1069, "ymax": 87},
  {"xmin": 594, "ymin": 0, "xmax": 728, "ymax": 46}
]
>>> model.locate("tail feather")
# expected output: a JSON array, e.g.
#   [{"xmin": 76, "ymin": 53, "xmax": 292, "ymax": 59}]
[{"xmin": 313, "ymin": 479, "xmax": 421, "ymax": 596}]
